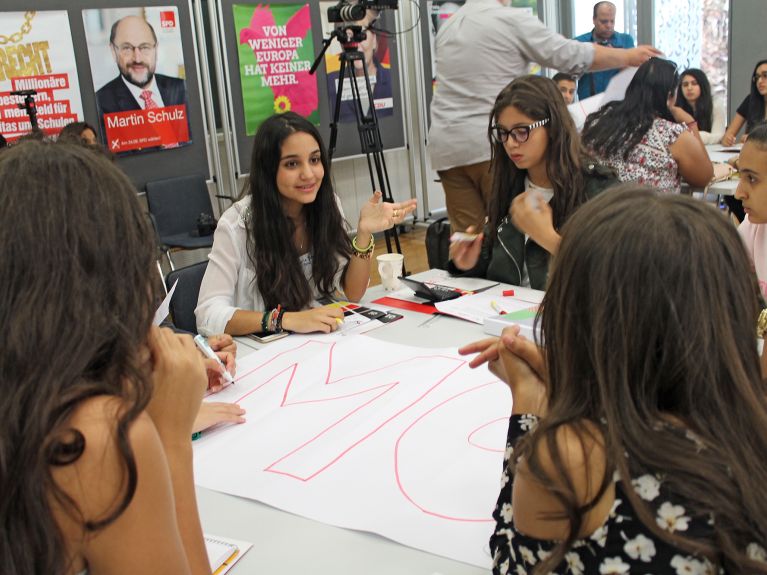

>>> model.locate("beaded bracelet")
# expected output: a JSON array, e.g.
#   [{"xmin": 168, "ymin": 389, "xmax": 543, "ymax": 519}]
[
  {"xmin": 275, "ymin": 307, "xmax": 287, "ymax": 333},
  {"xmin": 352, "ymin": 234, "xmax": 375, "ymax": 259},
  {"xmin": 261, "ymin": 309, "xmax": 270, "ymax": 333},
  {"xmin": 268, "ymin": 305, "xmax": 281, "ymax": 333}
]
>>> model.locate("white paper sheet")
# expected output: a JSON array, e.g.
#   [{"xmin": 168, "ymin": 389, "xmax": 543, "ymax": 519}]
[
  {"xmin": 435, "ymin": 292, "xmax": 542, "ymax": 324},
  {"xmin": 569, "ymin": 67, "xmax": 637, "ymax": 131},
  {"xmin": 152, "ymin": 279, "xmax": 178, "ymax": 326},
  {"xmin": 193, "ymin": 335, "xmax": 512, "ymax": 568}
]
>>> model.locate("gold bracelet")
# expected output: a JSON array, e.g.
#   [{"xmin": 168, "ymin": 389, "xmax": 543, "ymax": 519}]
[
  {"xmin": 352, "ymin": 234, "xmax": 375, "ymax": 259},
  {"xmin": 757, "ymin": 309, "xmax": 767, "ymax": 339}
]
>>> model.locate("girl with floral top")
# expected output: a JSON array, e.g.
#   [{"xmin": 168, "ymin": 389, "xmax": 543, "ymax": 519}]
[
  {"xmin": 461, "ymin": 187, "xmax": 767, "ymax": 575},
  {"xmin": 582, "ymin": 58, "xmax": 712, "ymax": 194}
]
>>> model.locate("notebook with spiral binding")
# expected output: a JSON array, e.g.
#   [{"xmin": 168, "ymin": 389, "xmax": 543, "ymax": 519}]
[{"xmin": 204, "ymin": 534, "xmax": 252, "ymax": 574}]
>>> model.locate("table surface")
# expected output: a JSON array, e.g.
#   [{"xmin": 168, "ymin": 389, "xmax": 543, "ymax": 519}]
[
  {"xmin": 197, "ymin": 143, "xmax": 741, "ymax": 571},
  {"xmin": 704, "ymin": 144, "xmax": 740, "ymax": 196},
  {"xmin": 197, "ymin": 273, "xmax": 528, "ymax": 574}
]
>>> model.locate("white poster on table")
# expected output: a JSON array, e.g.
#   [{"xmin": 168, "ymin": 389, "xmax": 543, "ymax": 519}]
[{"xmin": 193, "ymin": 334, "xmax": 512, "ymax": 568}]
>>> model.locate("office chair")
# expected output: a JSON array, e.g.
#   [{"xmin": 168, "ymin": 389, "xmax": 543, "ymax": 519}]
[
  {"xmin": 146, "ymin": 174, "xmax": 216, "ymax": 270},
  {"xmin": 164, "ymin": 260, "xmax": 208, "ymax": 334}
]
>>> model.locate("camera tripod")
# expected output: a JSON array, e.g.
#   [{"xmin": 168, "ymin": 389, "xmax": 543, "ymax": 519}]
[
  {"xmin": 11, "ymin": 89, "xmax": 39, "ymax": 131},
  {"xmin": 311, "ymin": 26, "xmax": 406, "ymax": 268}
]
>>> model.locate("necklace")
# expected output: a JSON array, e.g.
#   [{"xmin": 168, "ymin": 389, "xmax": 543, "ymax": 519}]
[{"xmin": 293, "ymin": 218, "xmax": 307, "ymax": 252}]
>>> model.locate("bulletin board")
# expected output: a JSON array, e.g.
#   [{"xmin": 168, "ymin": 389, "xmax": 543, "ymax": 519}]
[{"xmin": 0, "ymin": 0, "xmax": 211, "ymax": 189}]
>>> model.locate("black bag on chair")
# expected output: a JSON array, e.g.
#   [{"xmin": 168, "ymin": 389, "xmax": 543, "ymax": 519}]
[{"xmin": 425, "ymin": 217, "xmax": 451, "ymax": 270}]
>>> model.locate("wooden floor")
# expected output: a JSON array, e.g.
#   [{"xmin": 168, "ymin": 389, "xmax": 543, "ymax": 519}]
[{"xmin": 369, "ymin": 224, "xmax": 429, "ymax": 287}]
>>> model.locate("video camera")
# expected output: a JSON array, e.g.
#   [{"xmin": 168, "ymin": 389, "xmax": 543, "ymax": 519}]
[{"xmin": 327, "ymin": 0, "xmax": 398, "ymax": 23}]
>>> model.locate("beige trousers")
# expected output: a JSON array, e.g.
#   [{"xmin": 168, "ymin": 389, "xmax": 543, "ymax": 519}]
[{"xmin": 437, "ymin": 160, "xmax": 494, "ymax": 233}]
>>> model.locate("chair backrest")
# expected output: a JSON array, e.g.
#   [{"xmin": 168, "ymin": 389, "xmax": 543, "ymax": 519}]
[
  {"xmin": 165, "ymin": 260, "xmax": 208, "ymax": 333},
  {"xmin": 146, "ymin": 174, "xmax": 214, "ymax": 239}
]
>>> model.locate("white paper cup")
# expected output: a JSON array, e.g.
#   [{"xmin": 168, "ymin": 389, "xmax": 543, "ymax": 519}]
[{"xmin": 376, "ymin": 253, "xmax": 404, "ymax": 291}]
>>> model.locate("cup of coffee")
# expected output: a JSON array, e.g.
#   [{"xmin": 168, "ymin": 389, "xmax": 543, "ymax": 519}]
[{"xmin": 376, "ymin": 253, "xmax": 404, "ymax": 291}]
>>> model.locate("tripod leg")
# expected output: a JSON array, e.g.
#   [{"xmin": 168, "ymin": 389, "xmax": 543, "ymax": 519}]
[
  {"xmin": 331, "ymin": 50, "xmax": 409, "ymax": 274},
  {"xmin": 328, "ymin": 57, "xmax": 348, "ymax": 161}
]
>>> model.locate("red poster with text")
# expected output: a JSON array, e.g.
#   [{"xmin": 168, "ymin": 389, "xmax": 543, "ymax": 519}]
[{"xmin": 103, "ymin": 104, "xmax": 188, "ymax": 153}]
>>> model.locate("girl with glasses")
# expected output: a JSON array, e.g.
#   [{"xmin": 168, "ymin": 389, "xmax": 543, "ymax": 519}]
[
  {"xmin": 722, "ymin": 59, "xmax": 767, "ymax": 147},
  {"xmin": 448, "ymin": 75, "xmax": 617, "ymax": 290},
  {"xmin": 581, "ymin": 57, "xmax": 712, "ymax": 195},
  {"xmin": 676, "ymin": 68, "xmax": 726, "ymax": 145}
]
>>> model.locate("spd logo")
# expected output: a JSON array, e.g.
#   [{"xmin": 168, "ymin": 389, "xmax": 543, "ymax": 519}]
[{"xmin": 159, "ymin": 11, "xmax": 176, "ymax": 30}]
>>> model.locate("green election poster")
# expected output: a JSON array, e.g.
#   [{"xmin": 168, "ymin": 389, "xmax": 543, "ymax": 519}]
[{"xmin": 233, "ymin": 3, "xmax": 318, "ymax": 135}]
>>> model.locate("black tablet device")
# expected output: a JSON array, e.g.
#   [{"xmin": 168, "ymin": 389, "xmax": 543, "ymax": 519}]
[{"xmin": 398, "ymin": 277, "xmax": 462, "ymax": 303}]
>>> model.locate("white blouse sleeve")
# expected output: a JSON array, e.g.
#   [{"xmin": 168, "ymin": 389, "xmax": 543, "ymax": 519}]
[
  {"xmin": 699, "ymin": 98, "xmax": 726, "ymax": 145},
  {"xmin": 195, "ymin": 207, "xmax": 247, "ymax": 336},
  {"xmin": 335, "ymin": 193, "xmax": 352, "ymax": 295}
]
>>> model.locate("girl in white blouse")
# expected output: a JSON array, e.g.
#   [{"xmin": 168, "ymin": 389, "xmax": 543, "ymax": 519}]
[{"xmin": 196, "ymin": 112, "xmax": 416, "ymax": 336}]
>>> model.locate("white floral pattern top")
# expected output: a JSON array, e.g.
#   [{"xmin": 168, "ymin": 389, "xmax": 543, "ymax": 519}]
[
  {"xmin": 490, "ymin": 415, "xmax": 767, "ymax": 575},
  {"xmin": 596, "ymin": 118, "xmax": 686, "ymax": 194}
]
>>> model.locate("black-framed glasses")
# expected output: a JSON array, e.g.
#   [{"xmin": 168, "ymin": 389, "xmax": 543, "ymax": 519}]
[
  {"xmin": 491, "ymin": 118, "xmax": 550, "ymax": 144},
  {"xmin": 113, "ymin": 42, "xmax": 156, "ymax": 56},
  {"xmin": 754, "ymin": 72, "xmax": 767, "ymax": 82}
]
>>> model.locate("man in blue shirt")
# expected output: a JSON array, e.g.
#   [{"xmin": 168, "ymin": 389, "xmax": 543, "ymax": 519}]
[{"xmin": 574, "ymin": 1, "xmax": 635, "ymax": 100}]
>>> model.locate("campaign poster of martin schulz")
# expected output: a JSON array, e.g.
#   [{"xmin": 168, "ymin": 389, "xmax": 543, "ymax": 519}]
[{"xmin": 82, "ymin": 7, "xmax": 191, "ymax": 154}]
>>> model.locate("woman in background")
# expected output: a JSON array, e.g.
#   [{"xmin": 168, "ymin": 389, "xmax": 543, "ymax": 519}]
[
  {"xmin": 196, "ymin": 112, "xmax": 416, "ymax": 336},
  {"xmin": 722, "ymin": 59, "xmax": 767, "ymax": 146},
  {"xmin": 462, "ymin": 187, "xmax": 767, "ymax": 575},
  {"xmin": 58, "ymin": 121, "xmax": 98, "ymax": 146},
  {"xmin": 676, "ymin": 68, "xmax": 725, "ymax": 145},
  {"xmin": 0, "ymin": 140, "xmax": 211, "ymax": 574},
  {"xmin": 582, "ymin": 57, "xmax": 712, "ymax": 193},
  {"xmin": 448, "ymin": 75, "xmax": 617, "ymax": 290},
  {"xmin": 718, "ymin": 60, "xmax": 766, "ymax": 222}
]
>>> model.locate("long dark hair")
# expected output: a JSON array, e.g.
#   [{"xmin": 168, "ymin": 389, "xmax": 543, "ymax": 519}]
[
  {"xmin": 747, "ymin": 120, "xmax": 767, "ymax": 150},
  {"xmin": 744, "ymin": 59, "xmax": 767, "ymax": 134},
  {"xmin": 582, "ymin": 57, "xmax": 679, "ymax": 160},
  {"xmin": 246, "ymin": 112, "xmax": 352, "ymax": 311},
  {"xmin": 677, "ymin": 68, "xmax": 713, "ymax": 132},
  {"xmin": 521, "ymin": 187, "xmax": 767, "ymax": 574},
  {"xmin": 58, "ymin": 121, "xmax": 98, "ymax": 143},
  {"xmin": 0, "ymin": 141, "xmax": 157, "ymax": 574},
  {"xmin": 487, "ymin": 75, "xmax": 588, "ymax": 241}
]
